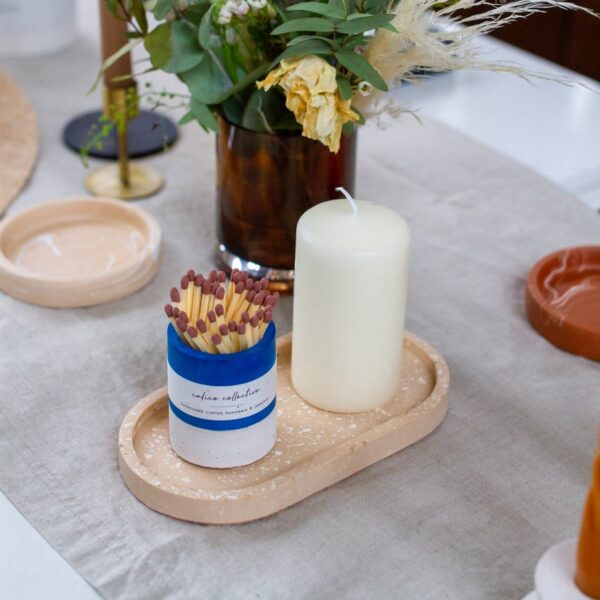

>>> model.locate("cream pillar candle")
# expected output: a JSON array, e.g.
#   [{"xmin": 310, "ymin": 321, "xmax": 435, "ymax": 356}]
[{"xmin": 291, "ymin": 190, "xmax": 410, "ymax": 413}]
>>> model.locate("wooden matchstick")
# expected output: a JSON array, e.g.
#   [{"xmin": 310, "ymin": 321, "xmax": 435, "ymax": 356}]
[
  {"xmin": 187, "ymin": 326, "xmax": 214, "ymax": 353},
  {"xmin": 226, "ymin": 270, "xmax": 240, "ymax": 305},
  {"xmin": 233, "ymin": 288, "xmax": 255, "ymax": 322},
  {"xmin": 250, "ymin": 315, "xmax": 260, "ymax": 345},
  {"xmin": 225, "ymin": 280, "xmax": 245, "ymax": 321},
  {"xmin": 176, "ymin": 317, "xmax": 194, "ymax": 346},
  {"xmin": 197, "ymin": 318, "xmax": 216, "ymax": 352},
  {"xmin": 237, "ymin": 322, "xmax": 248, "ymax": 351},
  {"xmin": 228, "ymin": 320, "xmax": 239, "ymax": 352},
  {"xmin": 244, "ymin": 319, "xmax": 255, "ymax": 348},
  {"xmin": 169, "ymin": 287, "xmax": 181, "ymax": 309},
  {"xmin": 180, "ymin": 276, "xmax": 191, "ymax": 317},
  {"xmin": 207, "ymin": 310, "xmax": 218, "ymax": 335},
  {"xmin": 199, "ymin": 279, "xmax": 212, "ymax": 323},
  {"xmin": 164, "ymin": 304, "xmax": 183, "ymax": 340},
  {"xmin": 211, "ymin": 333, "xmax": 230, "ymax": 354},
  {"xmin": 248, "ymin": 291, "xmax": 266, "ymax": 317},
  {"xmin": 259, "ymin": 310, "xmax": 272, "ymax": 336},
  {"xmin": 190, "ymin": 274, "xmax": 204, "ymax": 324},
  {"xmin": 207, "ymin": 281, "xmax": 219, "ymax": 314},
  {"xmin": 215, "ymin": 303, "xmax": 226, "ymax": 330},
  {"xmin": 218, "ymin": 323, "xmax": 235, "ymax": 353}
]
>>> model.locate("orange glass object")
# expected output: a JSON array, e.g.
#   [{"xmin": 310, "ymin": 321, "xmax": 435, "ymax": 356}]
[
  {"xmin": 215, "ymin": 118, "xmax": 357, "ymax": 271},
  {"xmin": 576, "ymin": 443, "xmax": 600, "ymax": 599}
]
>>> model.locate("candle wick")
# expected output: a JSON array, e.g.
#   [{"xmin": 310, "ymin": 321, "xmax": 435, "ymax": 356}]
[{"xmin": 336, "ymin": 187, "xmax": 358, "ymax": 216}]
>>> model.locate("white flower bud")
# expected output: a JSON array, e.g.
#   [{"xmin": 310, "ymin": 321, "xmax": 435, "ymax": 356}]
[
  {"xmin": 248, "ymin": 0, "xmax": 267, "ymax": 8},
  {"xmin": 217, "ymin": 7, "xmax": 232, "ymax": 24},
  {"xmin": 232, "ymin": 0, "xmax": 250, "ymax": 16},
  {"xmin": 358, "ymin": 81, "xmax": 373, "ymax": 96}
]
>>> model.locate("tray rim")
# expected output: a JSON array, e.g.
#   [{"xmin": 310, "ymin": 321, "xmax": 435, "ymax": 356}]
[
  {"xmin": 0, "ymin": 196, "xmax": 162, "ymax": 307},
  {"xmin": 526, "ymin": 245, "xmax": 600, "ymax": 360},
  {"xmin": 118, "ymin": 331, "xmax": 449, "ymax": 523}
]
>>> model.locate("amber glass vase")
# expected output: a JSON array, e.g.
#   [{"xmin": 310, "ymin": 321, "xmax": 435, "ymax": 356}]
[{"xmin": 215, "ymin": 117, "xmax": 356, "ymax": 289}]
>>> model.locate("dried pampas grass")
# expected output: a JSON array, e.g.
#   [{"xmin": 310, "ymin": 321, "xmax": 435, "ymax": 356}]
[{"xmin": 354, "ymin": 0, "xmax": 598, "ymax": 116}]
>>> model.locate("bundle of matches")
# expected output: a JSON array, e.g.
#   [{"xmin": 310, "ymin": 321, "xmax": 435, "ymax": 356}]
[{"xmin": 164, "ymin": 269, "xmax": 279, "ymax": 354}]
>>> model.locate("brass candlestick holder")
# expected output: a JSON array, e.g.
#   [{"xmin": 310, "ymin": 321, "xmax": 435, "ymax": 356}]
[{"xmin": 85, "ymin": 86, "xmax": 163, "ymax": 200}]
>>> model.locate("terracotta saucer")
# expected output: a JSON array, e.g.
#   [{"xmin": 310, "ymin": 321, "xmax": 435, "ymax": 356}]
[
  {"xmin": 0, "ymin": 196, "xmax": 162, "ymax": 308},
  {"xmin": 526, "ymin": 246, "xmax": 600, "ymax": 361}
]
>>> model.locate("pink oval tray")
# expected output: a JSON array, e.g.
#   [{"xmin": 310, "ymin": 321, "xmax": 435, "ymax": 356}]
[
  {"xmin": 118, "ymin": 332, "xmax": 450, "ymax": 524},
  {"xmin": 0, "ymin": 196, "xmax": 162, "ymax": 307},
  {"xmin": 526, "ymin": 246, "xmax": 600, "ymax": 361}
]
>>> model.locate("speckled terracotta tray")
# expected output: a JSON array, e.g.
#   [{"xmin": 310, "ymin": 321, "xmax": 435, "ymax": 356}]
[{"xmin": 119, "ymin": 332, "xmax": 449, "ymax": 524}]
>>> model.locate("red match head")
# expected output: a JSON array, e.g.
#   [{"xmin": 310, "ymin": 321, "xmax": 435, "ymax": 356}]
[
  {"xmin": 215, "ymin": 286, "xmax": 225, "ymax": 301},
  {"xmin": 170, "ymin": 287, "xmax": 180, "ymax": 303},
  {"xmin": 197, "ymin": 319, "xmax": 208, "ymax": 334},
  {"xmin": 180, "ymin": 276, "xmax": 189, "ymax": 290},
  {"xmin": 164, "ymin": 304, "xmax": 173, "ymax": 317}
]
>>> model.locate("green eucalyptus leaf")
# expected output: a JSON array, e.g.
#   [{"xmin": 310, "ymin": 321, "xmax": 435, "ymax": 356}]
[
  {"xmin": 221, "ymin": 97, "xmax": 244, "ymax": 126},
  {"xmin": 271, "ymin": 17, "xmax": 335, "ymax": 35},
  {"xmin": 198, "ymin": 8, "xmax": 213, "ymax": 49},
  {"xmin": 287, "ymin": 2, "xmax": 345, "ymax": 19},
  {"xmin": 190, "ymin": 98, "xmax": 218, "ymax": 132},
  {"xmin": 342, "ymin": 120, "xmax": 355, "ymax": 136},
  {"xmin": 153, "ymin": 0, "xmax": 179, "ymax": 20},
  {"xmin": 129, "ymin": 0, "xmax": 148, "ymax": 35},
  {"xmin": 144, "ymin": 21, "xmax": 203, "ymax": 73},
  {"xmin": 213, "ymin": 63, "xmax": 271, "ymax": 103},
  {"xmin": 242, "ymin": 88, "xmax": 284, "ymax": 133},
  {"xmin": 184, "ymin": 2, "xmax": 211, "ymax": 26},
  {"xmin": 336, "ymin": 14, "xmax": 395, "ymax": 34},
  {"xmin": 334, "ymin": 49, "xmax": 388, "ymax": 90},
  {"xmin": 274, "ymin": 39, "xmax": 333, "ymax": 64},
  {"xmin": 178, "ymin": 111, "xmax": 196, "ymax": 125},
  {"xmin": 336, "ymin": 75, "xmax": 352, "ymax": 100},
  {"xmin": 287, "ymin": 34, "xmax": 337, "ymax": 47},
  {"xmin": 328, "ymin": 0, "xmax": 351, "ymax": 16},
  {"xmin": 180, "ymin": 53, "xmax": 231, "ymax": 104}
]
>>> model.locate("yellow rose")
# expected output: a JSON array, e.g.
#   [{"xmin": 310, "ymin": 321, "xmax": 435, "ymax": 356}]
[{"xmin": 257, "ymin": 55, "xmax": 359, "ymax": 153}]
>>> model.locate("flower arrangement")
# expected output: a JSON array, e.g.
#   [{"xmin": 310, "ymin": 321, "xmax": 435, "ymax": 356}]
[{"xmin": 103, "ymin": 0, "xmax": 593, "ymax": 152}]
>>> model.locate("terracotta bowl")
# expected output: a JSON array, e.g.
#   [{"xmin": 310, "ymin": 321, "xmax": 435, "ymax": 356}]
[
  {"xmin": 526, "ymin": 246, "xmax": 600, "ymax": 361},
  {"xmin": 0, "ymin": 196, "xmax": 162, "ymax": 308}
]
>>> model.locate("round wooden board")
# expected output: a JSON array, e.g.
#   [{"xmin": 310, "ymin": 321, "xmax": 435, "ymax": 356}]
[
  {"xmin": 119, "ymin": 331, "xmax": 450, "ymax": 525},
  {"xmin": 0, "ymin": 71, "xmax": 38, "ymax": 215},
  {"xmin": 0, "ymin": 196, "xmax": 162, "ymax": 307}
]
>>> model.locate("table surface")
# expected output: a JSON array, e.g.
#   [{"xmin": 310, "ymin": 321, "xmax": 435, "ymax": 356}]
[{"xmin": 1, "ymin": 4, "xmax": 599, "ymax": 600}]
